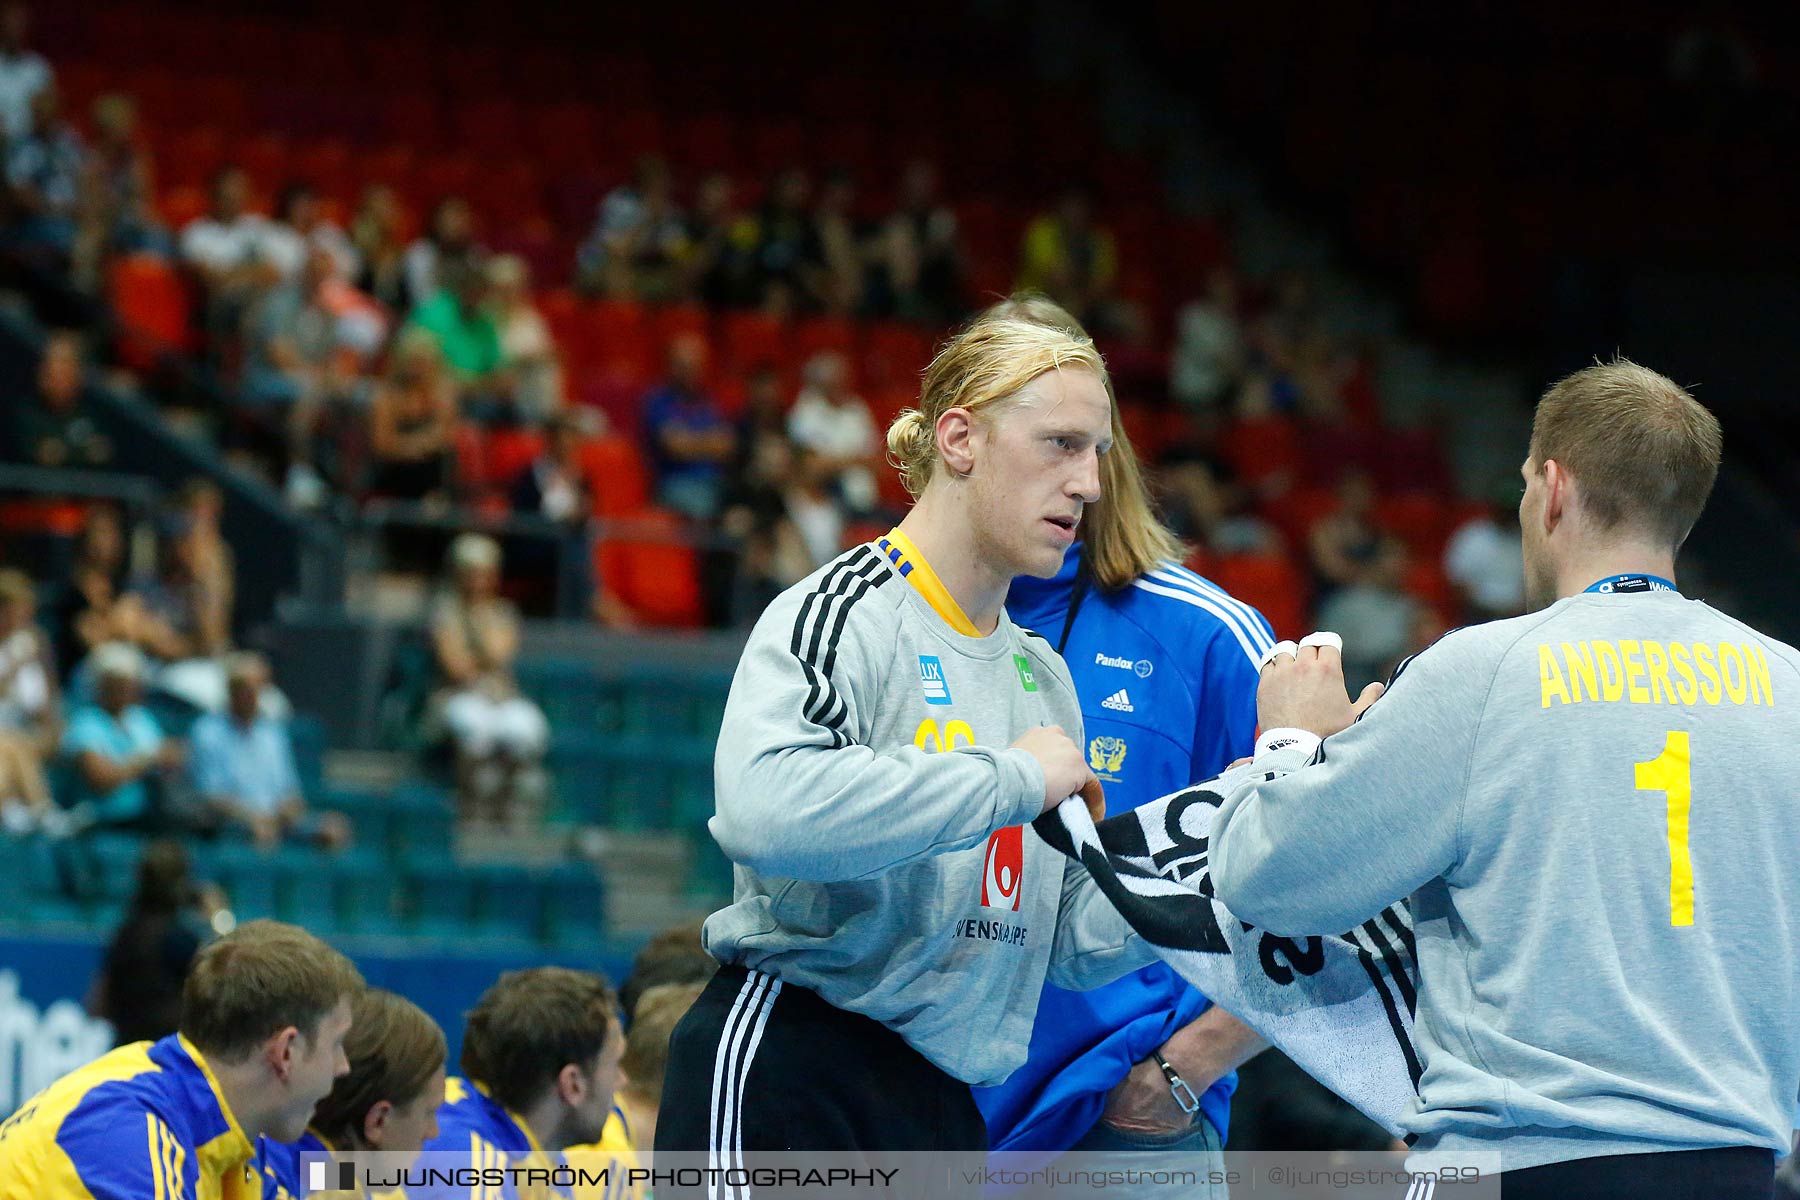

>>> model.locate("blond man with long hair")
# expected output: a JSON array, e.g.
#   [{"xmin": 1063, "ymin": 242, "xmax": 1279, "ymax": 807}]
[
  {"xmin": 968, "ymin": 298, "xmax": 1272, "ymax": 1185},
  {"xmin": 657, "ymin": 310, "xmax": 1155, "ymax": 1156}
]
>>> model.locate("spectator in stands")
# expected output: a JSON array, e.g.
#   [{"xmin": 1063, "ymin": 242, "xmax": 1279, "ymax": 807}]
[
  {"xmin": 60, "ymin": 641, "xmax": 179, "ymax": 831},
  {"xmin": 1443, "ymin": 496, "xmax": 1525, "ymax": 622},
  {"xmin": 351, "ymin": 183, "xmax": 409, "ymax": 312},
  {"xmin": 783, "ymin": 445, "xmax": 847, "ymax": 568},
  {"xmin": 787, "ymin": 350, "xmax": 879, "ymax": 514},
  {"xmin": 76, "ymin": 92, "xmax": 166, "ymax": 282},
  {"xmin": 1017, "ymin": 184, "xmax": 1118, "ymax": 331},
  {"xmin": 718, "ymin": 433, "xmax": 818, "ymax": 625},
  {"xmin": 241, "ymin": 244, "xmax": 367, "ymax": 506},
  {"xmin": 617, "ymin": 917, "xmax": 714, "ymax": 1020},
  {"xmin": 51, "ymin": 504, "xmax": 132, "ymax": 676},
  {"xmin": 509, "ymin": 408, "xmax": 591, "ymax": 524},
  {"xmin": 0, "ymin": 0, "xmax": 49, "ymax": 142},
  {"xmin": 128, "ymin": 504, "xmax": 234, "ymax": 664},
  {"xmin": 871, "ymin": 159, "xmax": 960, "ymax": 323},
  {"xmin": 0, "ymin": 568, "xmax": 56, "ymax": 835},
  {"xmin": 641, "ymin": 333, "xmax": 733, "ymax": 520},
  {"xmin": 578, "ymin": 155, "xmax": 688, "ymax": 301},
  {"xmin": 4, "ymin": 82, "xmax": 85, "ymax": 263},
  {"xmin": 615, "ymin": 981, "xmax": 704, "ymax": 1166},
  {"xmin": 1307, "ymin": 470, "xmax": 1401, "ymax": 597},
  {"xmin": 804, "ymin": 169, "xmax": 866, "ymax": 314},
  {"xmin": 486, "ymin": 254, "xmax": 562, "ymax": 424},
  {"xmin": 682, "ymin": 172, "xmax": 759, "ymax": 308},
  {"xmin": 1158, "ymin": 453, "xmax": 1282, "ymax": 557},
  {"xmin": 1316, "ymin": 544, "xmax": 1432, "ymax": 693},
  {"xmin": 180, "ymin": 164, "xmax": 281, "ymax": 301},
  {"xmin": 1171, "ymin": 266, "xmax": 1246, "ymax": 409},
  {"xmin": 5, "ymin": 329, "xmax": 111, "ymax": 469},
  {"xmin": 753, "ymin": 167, "xmax": 813, "ymax": 310},
  {"xmin": 430, "ymin": 534, "xmax": 548, "ymax": 829},
  {"xmin": 407, "ymin": 255, "xmax": 512, "ymax": 419},
  {"xmin": 92, "ymin": 840, "xmax": 219, "ymax": 1046},
  {"xmin": 403, "ymin": 195, "xmax": 478, "ymax": 309},
  {"xmin": 189, "ymin": 651, "xmax": 347, "ymax": 850},
  {"xmin": 509, "ymin": 408, "xmax": 625, "ymax": 622},
  {"xmin": 367, "ymin": 331, "xmax": 458, "ymax": 503},
  {"xmin": 265, "ymin": 181, "xmax": 359, "ymax": 283}
]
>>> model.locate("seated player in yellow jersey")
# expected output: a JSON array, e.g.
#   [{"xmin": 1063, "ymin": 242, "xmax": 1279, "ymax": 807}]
[
  {"xmin": 566, "ymin": 981, "xmax": 706, "ymax": 1199},
  {"xmin": 0, "ymin": 920, "xmax": 361, "ymax": 1200},
  {"xmin": 411, "ymin": 969, "xmax": 624, "ymax": 1200},
  {"xmin": 253, "ymin": 988, "xmax": 447, "ymax": 1198}
]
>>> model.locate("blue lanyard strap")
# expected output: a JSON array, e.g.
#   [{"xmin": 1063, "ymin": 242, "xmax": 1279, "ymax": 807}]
[{"xmin": 1584, "ymin": 574, "xmax": 1678, "ymax": 595}]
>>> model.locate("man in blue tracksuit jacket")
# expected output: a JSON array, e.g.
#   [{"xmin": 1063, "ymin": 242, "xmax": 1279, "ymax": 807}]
[{"xmin": 977, "ymin": 538, "xmax": 1274, "ymax": 1165}]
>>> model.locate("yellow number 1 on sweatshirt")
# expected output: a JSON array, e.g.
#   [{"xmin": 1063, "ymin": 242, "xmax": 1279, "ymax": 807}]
[{"xmin": 1634, "ymin": 731, "xmax": 1693, "ymax": 927}]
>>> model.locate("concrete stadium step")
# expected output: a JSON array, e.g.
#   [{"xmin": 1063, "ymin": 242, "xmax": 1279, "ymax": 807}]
[{"xmin": 323, "ymin": 749, "xmax": 414, "ymax": 792}]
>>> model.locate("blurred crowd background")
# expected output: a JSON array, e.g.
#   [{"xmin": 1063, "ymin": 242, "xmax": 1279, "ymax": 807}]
[{"xmin": 1, "ymin": 0, "xmax": 1796, "ymax": 1150}]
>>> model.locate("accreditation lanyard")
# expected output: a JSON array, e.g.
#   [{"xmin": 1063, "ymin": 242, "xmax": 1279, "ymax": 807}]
[{"xmin": 1583, "ymin": 574, "xmax": 1678, "ymax": 596}]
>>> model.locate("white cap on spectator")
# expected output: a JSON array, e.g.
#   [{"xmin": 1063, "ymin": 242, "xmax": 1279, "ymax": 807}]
[
  {"xmin": 450, "ymin": 533, "xmax": 501, "ymax": 573},
  {"xmin": 90, "ymin": 641, "xmax": 148, "ymax": 682}
]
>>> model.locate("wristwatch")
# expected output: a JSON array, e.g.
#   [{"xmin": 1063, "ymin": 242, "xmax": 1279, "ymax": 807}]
[{"xmin": 1150, "ymin": 1050, "xmax": 1201, "ymax": 1115}]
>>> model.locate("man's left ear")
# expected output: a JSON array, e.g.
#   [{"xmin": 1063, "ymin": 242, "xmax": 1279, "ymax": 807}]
[
  {"xmin": 362, "ymin": 1099, "xmax": 394, "ymax": 1148},
  {"xmin": 556, "ymin": 1062, "xmax": 588, "ymax": 1107},
  {"xmin": 264, "ymin": 1025, "xmax": 301, "ymax": 1084}
]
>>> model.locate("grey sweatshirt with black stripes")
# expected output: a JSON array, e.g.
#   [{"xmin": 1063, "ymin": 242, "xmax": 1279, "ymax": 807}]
[{"xmin": 704, "ymin": 542, "xmax": 1154, "ymax": 1086}]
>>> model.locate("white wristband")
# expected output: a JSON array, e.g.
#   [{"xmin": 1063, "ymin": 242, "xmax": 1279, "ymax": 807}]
[{"xmin": 1255, "ymin": 727, "xmax": 1322, "ymax": 760}]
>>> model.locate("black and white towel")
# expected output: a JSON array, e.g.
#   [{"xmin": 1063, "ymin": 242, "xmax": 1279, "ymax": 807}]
[{"xmin": 1033, "ymin": 762, "xmax": 1423, "ymax": 1136}]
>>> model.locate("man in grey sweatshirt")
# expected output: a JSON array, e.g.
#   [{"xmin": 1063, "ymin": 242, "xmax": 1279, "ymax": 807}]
[
  {"xmin": 1210, "ymin": 359, "xmax": 1800, "ymax": 1196},
  {"xmin": 656, "ymin": 314, "xmax": 1155, "ymax": 1159}
]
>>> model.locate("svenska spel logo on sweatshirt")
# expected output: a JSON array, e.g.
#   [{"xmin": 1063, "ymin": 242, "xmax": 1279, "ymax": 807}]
[
  {"xmin": 918, "ymin": 655, "xmax": 952, "ymax": 704},
  {"xmin": 981, "ymin": 826, "xmax": 1024, "ymax": 910}
]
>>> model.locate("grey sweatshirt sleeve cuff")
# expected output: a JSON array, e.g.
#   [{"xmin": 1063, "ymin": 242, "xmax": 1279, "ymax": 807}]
[{"xmin": 998, "ymin": 746, "xmax": 1047, "ymax": 828}]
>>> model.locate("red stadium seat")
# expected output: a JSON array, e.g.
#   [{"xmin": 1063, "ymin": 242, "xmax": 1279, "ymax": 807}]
[
  {"xmin": 580, "ymin": 435, "xmax": 651, "ymax": 518},
  {"xmin": 1377, "ymin": 491, "xmax": 1453, "ymax": 563},
  {"xmin": 453, "ymin": 100, "xmax": 523, "ymax": 157},
  {"xmin": 158, "ymin": 186, "xmax": 209, "ymax": 231},
  {"xmin": 596, "ymin": 510, "xmax": 705, "ymax": 629},
  {"xmin": 290, "ymin": 139, "xmax": 354, "ymax": 205},
  {"xmin": 1261, "ymin": 485, "xmax": 1339, "ymax": 557},
  {"xmin": 237, "ymin": 133, "xmax": 290, "ymax": 194},
  {"xmin": 486, "ymin": 428, "xmax": 545, "ymax": 487},
  {"xmin": 452, "ymin": 426, "xmax": 491, "ymax": 492},
  {"xmin": 1222, "ymin": 416, "xmax": 1303, "ymax": 487},
  {"xmin": 673, "ymin": 113, "xmax": 740, "ymax": 174},
  {"xmin": 162, "ymin": 127, "xmax": 226, "ymax": 190},
  {"xmin": 651, "ymin": 305, "xmax": 711, "ymax": 349},
  {"xmin": 1405, "ymin": 557, "xmax": 1455, "ymax": 623},
  {"xmin": 792, "ymin": 316, "xmax": 857, "ymax": 366},
  {"xmin": 108, "ymin": 254, "xmax": 194, "ymax": 371},
  {"xmin": 472, "ymin": 160, "xmax": 546, "ymax": 227},
  {"xmin": 1211, "ymin": 552, "xmax": 1310, "ymax": 641},
  {"xmin": 861, "ymin": 323, "xmax": 934, "ymax": 393},
  {"xmin": 416, "ymin": 153, "xmax": 477, "ymax": 205},
  {"xmin": 720, "ymin": 311, "xmax": 790, "ymax": 375},
  {"xmin": 587, "ymin": 300, "xmax": 656, "ymax": 390}
]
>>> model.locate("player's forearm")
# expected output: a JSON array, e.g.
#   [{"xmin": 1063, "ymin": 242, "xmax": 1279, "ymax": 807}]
[
  {"xmin": 711, "ymin": 743, "xmax": 1043, "ymax": 882},
  {"xmin": 1158, "ymin": 1005, "xmax": 1268, "ymax": 1092}
]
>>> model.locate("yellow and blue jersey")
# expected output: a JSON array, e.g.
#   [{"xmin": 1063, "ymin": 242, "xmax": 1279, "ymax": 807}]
[
  {"xmin": 0, "ymin": 1033, "xmax": 261, "ymax": 1200},
  {"xmin": 564, "ymin": 1101, "xmax": 640, "ymax": 1200},
  {"xmin": 409, "ymin": 1077, "xmax": 561, "ymax": 1200},
  {"xmin": 254, "ymin": 1127, "xmax": 407, "ymax": 1200},
  {"xmin": 253, "ymin": 1127, "xmax": 327, "ymax": 1200}
]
